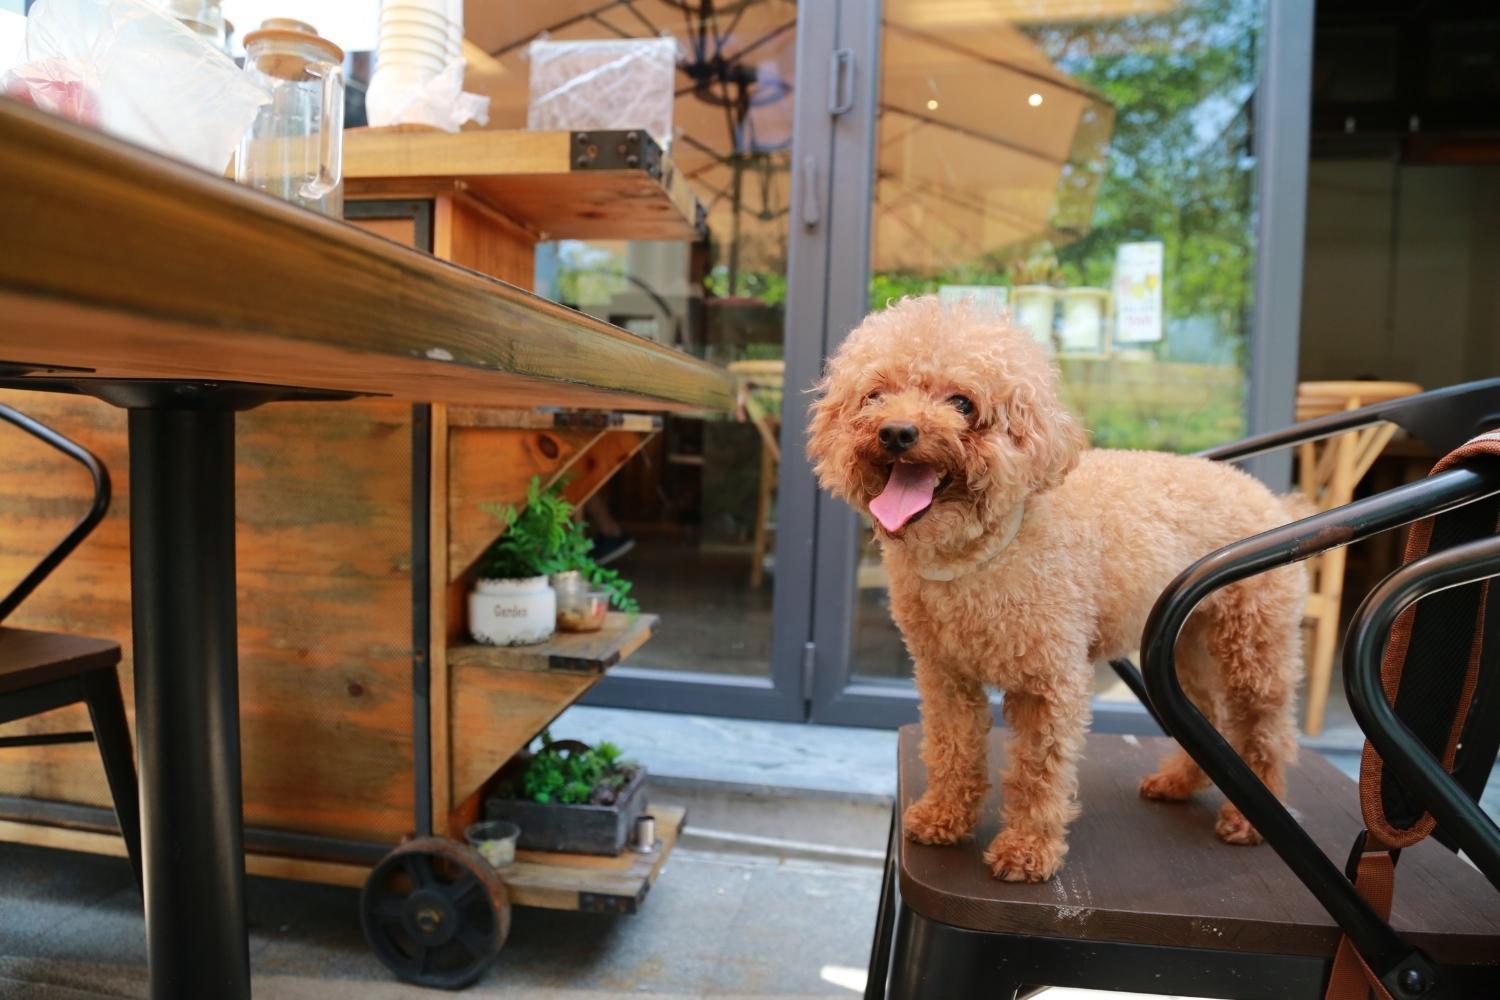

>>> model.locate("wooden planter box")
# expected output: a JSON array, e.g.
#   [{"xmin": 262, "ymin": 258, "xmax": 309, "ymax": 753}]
[{"xmin": 485, "ymin": 766, "xmax": 648, "ymax": 856}]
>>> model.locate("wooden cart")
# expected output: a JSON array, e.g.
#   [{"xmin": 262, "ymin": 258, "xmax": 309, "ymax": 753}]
[{"xmin": 0, "ymin": 122, "xmax": 722, "ymax": 987}]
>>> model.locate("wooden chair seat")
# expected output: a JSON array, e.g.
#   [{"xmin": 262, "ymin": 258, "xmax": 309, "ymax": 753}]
[
  {"xmin": 0, "ymin": 627, "xmax": 121, "ymax": 694},
  {"xmin": 0, "ymin": 625, "xmax": 140, "ymax": 890},
  {"xmin": 895, "ymin": 728, "xmax": 1497, "ymax": 961},
  {"xmin": 867, "ymin": 726, "xmax": 1500, "ymax": 998}
]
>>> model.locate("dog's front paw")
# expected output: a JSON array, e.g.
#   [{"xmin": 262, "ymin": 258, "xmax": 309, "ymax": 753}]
[
  {"xmin": 1214, "ymin": 803, "xmax": 1263, "ymax": 845},
  {"xmin": 983, "ymin": 828, "xmax": 1066, "ymax": 882},
  {"xmin": 903, "ymin": 794, "xmax": 977, "ymax": 846},
  {"xmin": 1139, "ymin": 769, "xmax": 1199, "ymax": 802}
]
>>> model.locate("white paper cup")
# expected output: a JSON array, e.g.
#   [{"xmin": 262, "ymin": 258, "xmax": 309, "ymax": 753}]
[
  {"xmin": 445, "ymin": 0, "xmax": 462, "ymax": 61},
  {"xmin": 380, "ymin": 19, "xmax": 447, "ymax": 43},
  {"xmin": 380, "ymin": 3, "xmax": 447, "ymax": 30},
  {"xmin": 379, "ymin": 26, "xmax": 448, "ymax": 55},
  {"xmin": 377, "ymin": 47, "xmax": 445, "ymax": 74},
  {"xmin": 381, "ymin": 0, "xmax": 447, "ymax": 15}
]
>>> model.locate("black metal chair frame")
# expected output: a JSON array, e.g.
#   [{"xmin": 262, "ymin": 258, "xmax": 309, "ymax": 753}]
[
  {"xmin": 1138, "ymin": 378, "xmax": 1500, "ymax": 999},
  {"xmin": 867, "ymin": 378, "xmax": 1500, "ymax": 999},
  {"xmin": 0, "ymin": 403, "xmax": 142, "ymax": 888}
]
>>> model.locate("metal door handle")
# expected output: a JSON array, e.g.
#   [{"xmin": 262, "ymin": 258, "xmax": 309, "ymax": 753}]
[
  {"xmin": 800, "ymin": 155, "xmax": 820, "ymax": 229},
  {"xmin": 829, "ymin": 48, "xmax": 855, "ymax": 116}
]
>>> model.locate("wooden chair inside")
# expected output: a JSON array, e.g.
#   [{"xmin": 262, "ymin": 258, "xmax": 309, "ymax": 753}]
[
  {"xmin": 865, "ymin": 727, "xmax": 1500, "ymax": 999},
  {"xmin": 0, "ymin": 627, "xmax": 142, "ymax": 889},
  {"xmin": 727, "ymin": 360, "xmax": 785, "ymax": 588},
  {"xmin": 1295, "ymin": 380, "xmax": 1422, "ymax": 736}
]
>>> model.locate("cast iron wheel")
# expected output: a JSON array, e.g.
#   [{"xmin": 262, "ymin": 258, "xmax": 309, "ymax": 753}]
[{"xmin": 360, "ymin": 837, "xmax": 512, "ymax": 990}]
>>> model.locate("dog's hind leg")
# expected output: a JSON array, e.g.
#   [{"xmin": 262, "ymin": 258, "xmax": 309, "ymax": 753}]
[
  {"xmin": 904, "ymin": 660, "xmax": 991, "ymax": 846},
  {"xmin": 1204, "ymin": 569, "xmax": 1303, "ymax": 845},
  {"xmin": 1140, "ymin": 613, "xmax": 1220, "ymax": 802}
]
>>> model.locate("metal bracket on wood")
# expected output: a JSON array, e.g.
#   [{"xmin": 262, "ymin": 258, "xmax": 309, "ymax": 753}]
[{"xmin": 571, "ymin": 130, "xmax": 665, "ymax": 181}]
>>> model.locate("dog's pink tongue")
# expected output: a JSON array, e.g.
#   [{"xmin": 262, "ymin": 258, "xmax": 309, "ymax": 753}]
[{"xmin": 870, "ymin": 463, "xmax": 939, "ymax": 532}]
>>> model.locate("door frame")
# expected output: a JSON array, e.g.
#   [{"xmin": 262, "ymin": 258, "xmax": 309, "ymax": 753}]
[{"xmin": 805, "ymin": 0, "xmax": 1316, "ymax": 730}]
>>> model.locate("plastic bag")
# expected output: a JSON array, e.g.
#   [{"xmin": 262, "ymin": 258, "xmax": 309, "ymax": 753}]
[
  {"xmin": 2, "ymin": 0, "xmax": 267, "ymax": 174},
  {"xmin": 526, "ymin": 36, "xmax": 677, "ymax": 151},
  {"xmin": 365, "ymin": 57, "xmax": 490, "ymax": 132}
]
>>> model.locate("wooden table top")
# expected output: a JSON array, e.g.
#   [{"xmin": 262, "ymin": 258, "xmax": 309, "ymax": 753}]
[
  {"xmin": 0, "ymin": 102, "xmax": 731, "ymax": 414},
  {"xmin": 896, "ymin": 726, "xmax": 1500, "ymax": 962}
]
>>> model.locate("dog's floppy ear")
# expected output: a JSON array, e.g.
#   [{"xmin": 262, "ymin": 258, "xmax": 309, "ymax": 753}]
[{"xmin": 1004, "ymin": 371, "xmax": 1086, "ymax": 494}]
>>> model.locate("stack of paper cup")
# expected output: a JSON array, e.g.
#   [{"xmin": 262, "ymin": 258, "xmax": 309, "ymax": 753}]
[
  {"xmin": 377, "ymin": 0, "xmax": 449, "ymax": 86},
  {"xmin": 445, "ymin": 0, "xmax": 462, "ymax": 65}
]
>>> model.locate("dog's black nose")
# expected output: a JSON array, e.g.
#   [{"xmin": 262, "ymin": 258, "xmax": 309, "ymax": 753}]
[{"xmin": 878, "ymin": 422, "xmax": 919, "ymax": 453}]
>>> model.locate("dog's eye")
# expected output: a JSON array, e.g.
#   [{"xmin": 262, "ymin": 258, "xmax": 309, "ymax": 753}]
[
  {"xmin": 949, "ymin": 394, "xmax": 975, "ymax": 416},
  {"xmin": 864, "ymin": 390, "xmax": 883, "ymax": 406}
]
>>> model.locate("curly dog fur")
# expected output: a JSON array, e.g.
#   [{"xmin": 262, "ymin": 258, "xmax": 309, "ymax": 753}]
[{"xmin": 806, "ymin": 296, "xmax": 1306, "ymax": 882}]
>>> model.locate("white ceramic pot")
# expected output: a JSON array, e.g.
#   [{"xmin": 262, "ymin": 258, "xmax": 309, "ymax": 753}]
[{"xmin": 469, "ymin": 576, "xmax": 556, "ymax": 646}]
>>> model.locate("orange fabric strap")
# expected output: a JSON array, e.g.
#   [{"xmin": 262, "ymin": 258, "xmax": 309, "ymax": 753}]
[{"xmin": 1323, "ymin": 850, "xmax": 1398, "ymax": 1000}]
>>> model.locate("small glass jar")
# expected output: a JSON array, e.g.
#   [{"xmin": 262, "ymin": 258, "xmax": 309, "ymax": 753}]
[
  {"xmin": 235, "ymin": 20, "xmax": 345, "ymax": 217},
  {"xmin": 464, "ymin": 821, "xmax": 520, "ymax": 869},
  {"xmin": 553, "ymin": 572, "xmax": 609, "ymax": 632}
]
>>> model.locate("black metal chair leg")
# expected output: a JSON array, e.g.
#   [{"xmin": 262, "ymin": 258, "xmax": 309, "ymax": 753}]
[
  {"xmin": 864, "ymin": 811, "xmax": 898, "ymax": 1000},
  {"xmin": 81, "ymin": 667, "xmax": 142, "ymax": 893}
]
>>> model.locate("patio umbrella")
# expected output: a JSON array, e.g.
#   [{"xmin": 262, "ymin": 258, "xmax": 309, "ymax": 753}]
[{"xmin": 461, "ymin": 0, "xmax": 1119, "ymax": 280}]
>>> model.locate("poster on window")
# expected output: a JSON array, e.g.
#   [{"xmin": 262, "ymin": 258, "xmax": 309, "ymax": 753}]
[{"xmin": 1112, "ymin": 241, "xmax": 1164, "ymax": 344}]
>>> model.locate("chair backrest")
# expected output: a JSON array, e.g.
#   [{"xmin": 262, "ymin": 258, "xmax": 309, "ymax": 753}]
[
  {"xmin": 1342, "ymin": 431, "xmax": 1500, "ymax": 880},
  {"xmin": 0, "ymin": 404, "xmax": 111, "ymax": 625},
  {"xmin": 1140, "ymin": 380, "xmax": 1500, "ymax": 999}
]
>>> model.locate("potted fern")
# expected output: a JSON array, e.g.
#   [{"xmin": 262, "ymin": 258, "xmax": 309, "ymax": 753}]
[{"xmin": 468, "ymin": 479, "xmax": 638, "ymax": 646}]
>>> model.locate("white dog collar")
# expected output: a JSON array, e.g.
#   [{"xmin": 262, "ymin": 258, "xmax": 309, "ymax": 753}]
[{"xmin": 915, "ymin": 504, "xmax": 1025, "ymax": 582}]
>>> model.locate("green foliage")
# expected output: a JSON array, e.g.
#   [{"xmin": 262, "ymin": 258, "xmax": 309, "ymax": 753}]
[
  {"xmin": 477, "ymin": 477, "xmax": 639, "ymax": 613},
  {"xmin": 520, "ymin": 730, "xmax": 636, "ymax": 806}
]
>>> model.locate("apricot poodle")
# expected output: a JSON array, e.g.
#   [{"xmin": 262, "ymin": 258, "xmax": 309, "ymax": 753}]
[{"xmin": 806, "ymin": 296, "xmax": 1306, "ymax": 883}]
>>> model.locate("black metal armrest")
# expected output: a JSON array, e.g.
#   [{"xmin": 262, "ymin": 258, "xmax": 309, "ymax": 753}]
[
  {"xmin": 1140, "ymin": 462, "xmax": 1500, "ymax": 996},
  {"xmin": 0, "ymin": 403, "xmax": 111, "ymax": 624},
  {"xmin": 1344, "ymin": 535, "xmax": 1500, "ymax": 888},
  {"xmin": 1196, "ymin": 377, "xmax": 1500, "ymax": 464}
]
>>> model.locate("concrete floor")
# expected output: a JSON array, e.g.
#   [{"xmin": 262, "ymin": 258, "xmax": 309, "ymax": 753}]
[{"xmin": 0, "ymin": 841, "xmax": 883, "ymax": 999}]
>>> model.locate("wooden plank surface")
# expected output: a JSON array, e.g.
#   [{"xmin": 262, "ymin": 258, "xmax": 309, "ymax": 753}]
[
  {"xmin": 450, "ymin": 614, "xmax": 657, "ymax": 674},
  {"xmin": 0, "ymin": 101, "xmax": 730, "ymax": 414},
  {"xmin": 506, "ymin": 804, "xmax": 686, "ymax": 911},
  {"xmin": 896, "ymin": 727, "xmax": 1500, "ymax": 963},
  {"xmin": 447, "ymin": 408, "xmax": 661, "ymax": 433},
  {"xmin": 0, "ymin": 393, "xmax": 420, "ymax": 842},
  {"xmin": 344, "ymin": 129, "xmax": 702, "ymax": 241}
]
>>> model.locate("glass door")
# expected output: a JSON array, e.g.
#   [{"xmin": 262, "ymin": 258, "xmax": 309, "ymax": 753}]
[
  {"xmin": 463, "ymin": 1, "xmax": 845, "ymax": 719},
  {"xmin": 809, "ymin": 0, "xmax": 1312, "ymax": 727}
]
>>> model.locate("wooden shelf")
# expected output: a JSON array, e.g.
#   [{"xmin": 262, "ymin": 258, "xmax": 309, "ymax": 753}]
[
  {"xmin": 446, "ymin": 407, "xmax": 662, "ymax": 432},
  {"xmin": 450, "ymin": 613, "xmax": 657, "ymax": 674},
  {"xmin": 344, "ymin": 128, "xmax": 705, "ymax": 241},
  {"xmin": 0, "ymin": 101, "xmax": 731, "ymax": 414},
  {"xmin": 504, "ymin": 804, "xmax": 685, "ymax": 913}
]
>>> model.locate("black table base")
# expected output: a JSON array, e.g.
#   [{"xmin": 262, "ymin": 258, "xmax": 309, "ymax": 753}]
[{"xmin": 128, "ymin": 404, "xmax": 248, "ymax": 997}]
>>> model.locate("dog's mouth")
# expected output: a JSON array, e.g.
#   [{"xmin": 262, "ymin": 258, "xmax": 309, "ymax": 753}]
[{"xmin": 870, "ymin": 462, "xmax": 951, "ymax": 533}]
